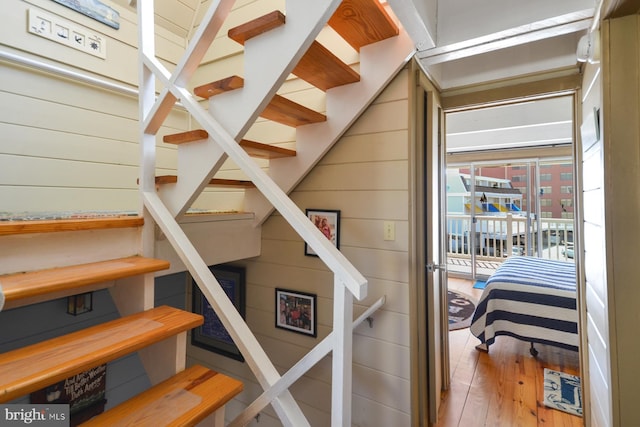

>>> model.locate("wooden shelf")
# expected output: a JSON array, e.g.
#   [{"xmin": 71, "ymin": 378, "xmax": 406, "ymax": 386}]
[
  {"xmin": 0, "ymin": 306, "xmax": 202, "ymax": 403},
  {"xmin": 328, "ymin": 0, "xmax": 399, "ymax": 51},
  {"xmin": 0, "ymin": 216, "xmax": 143, "ymax": 236},
  {"xmin": 81, "ymin": 365, "xmax": 243, "ymax": 426},
  {"xmin": 0, "ymin": 256, "xmax": 170, "ymax": 309}
]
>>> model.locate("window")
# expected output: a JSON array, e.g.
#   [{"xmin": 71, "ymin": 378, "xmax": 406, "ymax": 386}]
[
  {"xmin": 540, "ymin": 211, "xmax": 553, "ymax": 218},
  {"xmin": 540, "ymin": 186, "xmax": 553, "ymax": 195},
  {"xmin": 561, "ymin": 186, "xmax": 573, "ymax": 194},
  {"xmin": 511, "ymin": 175, "xmax": 526, "ymax": 182},
  {"xmin": 561, "ymin": 212, "xmax": 574, "ymax": 219},
  {"xmin": 560, "ymin": 199, "xmax": 573, "ymax": 208},
  {"xmin": 540, "ymin": 173, "xmax": 552, "ymax": 181},
  {"xmin": 540, "ymin": 199, "xmax": 553, "ymax": 207},
  {"xmin": 560, "ymin": 172, "xmax": 573, "ymax": 180}
]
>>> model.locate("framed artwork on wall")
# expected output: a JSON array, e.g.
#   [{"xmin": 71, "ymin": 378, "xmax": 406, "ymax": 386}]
[
  {"xmin": 275, "ymin": 288, "xmax": 317, "ymax": 337},
  {"xmin": 191, "ymin": 265, "xmax": 246, "ymax": 361},
  {"xmin": 305, "ymin": 208, "xmax": 340, "ymax": 256}
]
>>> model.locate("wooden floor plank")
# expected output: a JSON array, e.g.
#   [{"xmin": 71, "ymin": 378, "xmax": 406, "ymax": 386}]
[{"xmin": 437, "ymin": 277, "xmax": 583, "ymax": 427}]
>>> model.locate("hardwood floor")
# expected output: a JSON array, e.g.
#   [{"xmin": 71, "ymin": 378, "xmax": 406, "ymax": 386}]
[{"xmin": 436, "ymin": 277, "xmax": 583, "ymax": 427}]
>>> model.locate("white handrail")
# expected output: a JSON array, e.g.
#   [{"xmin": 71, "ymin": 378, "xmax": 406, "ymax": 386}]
[{"xmin": 229, "ymin": 296, "xmax": 386, "ymax": 427}]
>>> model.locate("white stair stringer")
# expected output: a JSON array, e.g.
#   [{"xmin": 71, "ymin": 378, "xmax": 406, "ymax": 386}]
[
  {"xmin": 159, "ymin": 0, "xmax": 343, "ymax": 218},
  {"xmin": 245, "ymin": 28, "xmax": 416, "ymax": 225}
]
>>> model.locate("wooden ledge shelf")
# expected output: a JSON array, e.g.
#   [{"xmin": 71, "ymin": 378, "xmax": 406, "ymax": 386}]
[
  {"xmin": 80, "ymin": 365, "xmax": 243, "ymax": 426},
  {"xmin": 0, "ymin": 216, "xmax": 143, "ymax": 236},
  {"xmin": 0, "ymin": 306, "xmax": 203, "ymax": 403},
  {"xmin": 0, "ymin": 256, "xmax": 170, "ymax": 310}
]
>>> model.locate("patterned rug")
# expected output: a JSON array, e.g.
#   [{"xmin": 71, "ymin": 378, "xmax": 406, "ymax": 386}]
[
  {"xmin": 543, "ymin": 368, "xmax": 583, "ymax": 416},
  {"xmin": 448, "ymin": 290, "xmax": 476, "ymax": 331}
]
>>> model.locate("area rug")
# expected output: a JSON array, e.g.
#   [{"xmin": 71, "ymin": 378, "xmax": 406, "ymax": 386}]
[
  {"xmin": 448, "ymin": 290, "xmax": 477, "ymax": 331},
  {"xmin": 543, "ymin": 368, "xmax": 583, "ymax": 417},
  {"xmin": 473, "ymin": 280, "xmax": 487, "ymax": 289}
]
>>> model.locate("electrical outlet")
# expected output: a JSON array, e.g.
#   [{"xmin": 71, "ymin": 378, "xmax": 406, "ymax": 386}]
[{"xmin": 383, "ymin": 221, "xmax": 395, "ymax": 241}]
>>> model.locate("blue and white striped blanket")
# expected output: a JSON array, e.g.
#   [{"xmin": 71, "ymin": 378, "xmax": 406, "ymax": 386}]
[{"xmin": 470, "ymin": 256, "xmax": 578, "ymax": 352}]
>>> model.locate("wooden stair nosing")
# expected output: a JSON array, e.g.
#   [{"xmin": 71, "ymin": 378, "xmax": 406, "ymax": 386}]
[
  {"xmin": 328, "ymin": 0, "xmax": 399, "ymax": 51},
  {"xmin": 228, "ymin": 10, "xmax": 285, "ymax": 45},
  {"xmin": 0, "ymin": 216, "xmax": 144, "ymax": 236},
  {"xmin": 155, "ymin": 176, "xmax": 255, "ymax": 188},
  {"xmin": 163, "ymin": 129, "xmax": 209, "ymax": 145},
  {"xmin": 0, "ymin": 256, "xmax": 170, "ymax": 305},
  {"xmin": 79, "ymin": 365, "xmax": 243, "ymax": 427},
  {"xmin": 0, "ymin": 305, "xmax": 203, "ymax": 403}
]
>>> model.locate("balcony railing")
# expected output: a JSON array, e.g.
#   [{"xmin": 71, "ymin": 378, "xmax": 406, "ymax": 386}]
[{"xmin": 446, "ymin": 213, "xmax": 574, "ymax": 275}]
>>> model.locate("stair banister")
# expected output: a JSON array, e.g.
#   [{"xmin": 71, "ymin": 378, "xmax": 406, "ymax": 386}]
[
  {"xmin": 143, "ymin": 191, "xmax": 310, "ymax": 426},
  {"xmin": 228, "ymin": 296, "xmax": 387, "ymax": 427},
  {"xmin": 141, "ymin": 62, "xmax": 368, "ymax": 298}
]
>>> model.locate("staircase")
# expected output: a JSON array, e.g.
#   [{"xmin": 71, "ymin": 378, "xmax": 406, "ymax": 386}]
[
  {"xmin": 0, "ymin": 0, "xmax": 414, "ymax": 425},
  {"xmin": 0, "ymin": 216, "xmax": 243, "ymax": 426}
]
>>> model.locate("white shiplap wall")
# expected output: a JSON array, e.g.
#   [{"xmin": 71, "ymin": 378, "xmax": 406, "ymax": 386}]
[{"xmin": 1, "ymin": 0, "xmax": 188, "ymax": 213}]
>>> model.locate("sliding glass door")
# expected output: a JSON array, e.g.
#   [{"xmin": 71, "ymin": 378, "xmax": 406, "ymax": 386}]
[{"xmin": 445, "ymin": 158, "xmax": 573, "ymax": 280}]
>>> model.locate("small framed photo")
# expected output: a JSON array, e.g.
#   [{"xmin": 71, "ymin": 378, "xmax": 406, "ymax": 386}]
[
  {"xmin": 305, "ymin": 208, "xmax": 340, "ymax": 256},
  {"xmin": 192, "ymin": 265, "xmax": 246, "ymax": 361},
  {"xmin": 276, "ymin": 288, "xmax": 317, "ymax": 337}
]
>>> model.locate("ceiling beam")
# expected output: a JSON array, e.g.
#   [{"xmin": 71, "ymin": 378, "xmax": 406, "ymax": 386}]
[{"xmin": 417, "ymin": 9, "xmax": 594, "ymax": 66}]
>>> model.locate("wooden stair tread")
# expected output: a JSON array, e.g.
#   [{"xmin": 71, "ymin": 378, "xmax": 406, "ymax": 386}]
[
  {"xmin": 0, "ymin": 256, "xmax": 170, "ymax": 306},
  {"xmin": 194, "ymin": 76, "xmax": 326, "ymax": 127},
  {"xmin": 156, "ymin": 176, "xmax": 255, "ymax": 188},
  {"xmin": 0, "ymin": 306, "xmax": 203, "ymax": 403},
  {"xmin": 228, "ymin": 10, "xmax": 285, "ymax": 45},
  {"xmin": 80, "ymin": 365, "xmax": 243, "ymax": 426},
  {"xmin": 328, "ymin": 0, "xmax": 399, "ymax": 51},
  {"xmin": 0, "ymin": 216, "xmax": 143, "ymax": 236},
  {"xmin": 228, "ymin": 12, "xmax": 359, "ymax": 91},
  {"xmin": 293, "ymin": 40, "xmax": 360, "ymax": 91},
  {"xmin": 163, "ymin": 129, "xmax": 208, "ymax": 144},
  {"xmin": 161, "ymin": 130, "xmax": 296, "ymax": 159},
  {"xmin": 193, "ymin": 76, "xmax": 244, "ymax": 99},
  {"xmin": 261, "ymin": 94, "xmax": 326, "ymax": 127},
  {"xmin": 239, "ymin": 139, "xmax": 296, "ymax": 159}
]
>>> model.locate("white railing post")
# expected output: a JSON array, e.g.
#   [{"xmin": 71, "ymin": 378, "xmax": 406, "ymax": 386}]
[
  {"xmin": 506, "ymin": 213, "xmax": 513, "ymax": 257},
  {"xmin": 332, "ymin": 277, "xmax": 353, "ymax": 427}
]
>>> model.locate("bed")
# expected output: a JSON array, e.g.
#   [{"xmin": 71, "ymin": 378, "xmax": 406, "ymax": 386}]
[{"xmin": 470, "ymin": 256, "xmax": 578, "ymax": 356}]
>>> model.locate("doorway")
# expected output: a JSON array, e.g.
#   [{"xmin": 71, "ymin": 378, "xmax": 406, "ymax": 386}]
[{"xmin": 432, "ymin": 93, "xmax": 581, "ymax": 424}]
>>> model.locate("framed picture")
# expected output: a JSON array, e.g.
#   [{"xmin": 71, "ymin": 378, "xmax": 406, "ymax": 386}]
[
  {"xmin": 305, "ymin": 209, "xmax": 340, "ymax": 256},
  {"xmin": 275, "ymin": 288, "xmax": 317, "ymax": 337},
  {"xmin": 191, "ymin": 265, "xmax": 246, "ymax": 361}
]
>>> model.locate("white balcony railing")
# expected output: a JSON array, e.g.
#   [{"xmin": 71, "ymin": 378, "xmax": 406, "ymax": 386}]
[{"xmin": 446, "ymin": 213, "xmax": 575, "ymax": 264}]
